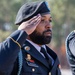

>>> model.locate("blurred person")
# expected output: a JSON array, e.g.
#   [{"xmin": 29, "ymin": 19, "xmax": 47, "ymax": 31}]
[
  {"xmin": 0, "ymin": 1, "xmax": 61, "ymax": 75},
  {"xmin": 65, "ymin": 30, "xmax": 75, "ymax": 75}
]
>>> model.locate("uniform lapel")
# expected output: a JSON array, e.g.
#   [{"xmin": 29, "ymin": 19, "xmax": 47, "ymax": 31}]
[
  {"xmin": 46, "ymin": 46, "xmax": 57, "ymax": 61},
  {"xmin": 46, "ymin": 46, "xmax": 60, "ymax": 71},
  {"xmin": 23, "ymin": 40, "xmax": 49, "ymax": 69}
]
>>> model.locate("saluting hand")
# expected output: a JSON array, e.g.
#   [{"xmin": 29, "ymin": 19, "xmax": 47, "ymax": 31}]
[{"xmin": 18, "ymin": 14, "xmax": 41, "ymax": 35}]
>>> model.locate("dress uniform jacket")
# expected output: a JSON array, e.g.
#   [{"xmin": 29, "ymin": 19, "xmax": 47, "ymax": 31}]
[
  {"xmin": 0, "ymin": 30, "xmax": 61, "ymax": 75},
  {"xmin": 66, "ymin": 30, "xmax": 75, "ymax": 75}
]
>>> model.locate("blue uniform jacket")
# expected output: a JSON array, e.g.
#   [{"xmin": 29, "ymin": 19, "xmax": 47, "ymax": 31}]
[{"xmin": 0, "ymin": 30, "xmax": 61, "ymax": 75}]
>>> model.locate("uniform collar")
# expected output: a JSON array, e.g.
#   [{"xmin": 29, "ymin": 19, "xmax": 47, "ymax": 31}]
[
  {"xmin": 23, "ymin": 40, "xmax": 50, "ymax": 69},
  {"xmin": 26, "ymin": 39, "xmax": 46, "ymax": 52}
]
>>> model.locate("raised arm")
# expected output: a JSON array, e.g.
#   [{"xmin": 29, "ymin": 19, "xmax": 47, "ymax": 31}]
[
  {"xmin": 0, "ymin": 14, "xmax": 41, "ymax": 75},
  {"xmin": 0, "ymin": 30, "xmax": 28, "ymax": 74}
]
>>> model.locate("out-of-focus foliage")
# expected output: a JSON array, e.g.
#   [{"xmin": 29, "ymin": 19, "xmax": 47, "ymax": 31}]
[
  {"xmin": 0, "ymin": 30, "xmax": 11, "ymax": 42},
  {"xmin": 0, "ymin": 0, "xmax": 22, "ymax": 30}
]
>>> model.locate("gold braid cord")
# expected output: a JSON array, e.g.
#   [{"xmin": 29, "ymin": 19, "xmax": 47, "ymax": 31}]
[{"xmin": 9, "ymin": 36, "xmax": 21, "ymax": 48}]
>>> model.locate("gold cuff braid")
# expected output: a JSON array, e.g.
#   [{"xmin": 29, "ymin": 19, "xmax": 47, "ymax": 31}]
[{"xmin": 8, "ymin": 36, "xmax": 21, "ymax": 48}]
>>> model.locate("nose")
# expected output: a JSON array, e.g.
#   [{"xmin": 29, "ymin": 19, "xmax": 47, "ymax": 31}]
[{"xmin": 45, "ymin": 21, "xmax": 52, "ymax": 30}]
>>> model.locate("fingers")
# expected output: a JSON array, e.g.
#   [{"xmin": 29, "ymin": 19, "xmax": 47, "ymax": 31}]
[
  {"xmin": 28, "ymin": 14, "xmax": 41, "ymax": 27},
  {"xmin": 32, "ymin": 17, "xmax": 41, "ymax": 26},
  {"xmin": 18, "ymin": 14, "xmax": 41, "ymax": 35},
  {"xmin": 28, "ymin": 14, "xmax": 41, "ymax": 24}
]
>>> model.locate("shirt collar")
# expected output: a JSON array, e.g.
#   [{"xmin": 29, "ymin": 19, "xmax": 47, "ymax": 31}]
[{"xmin": 26, "ymin": 39, "xmax": 46, "ymax": 52}]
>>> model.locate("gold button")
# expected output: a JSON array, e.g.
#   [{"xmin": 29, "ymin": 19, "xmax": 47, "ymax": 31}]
[
  {"xmin": 32, "ymin": 68, "xmax": 35, "ymax": 72},
  {"xmin": 49, "ymin": 72, "xmax": 51, "ymax": 75}
]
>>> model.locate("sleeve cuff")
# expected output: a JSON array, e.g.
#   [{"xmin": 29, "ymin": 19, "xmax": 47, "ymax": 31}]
[{"xmin": 9, "ymin": 30, "xmax": 28, "ymax": 48}]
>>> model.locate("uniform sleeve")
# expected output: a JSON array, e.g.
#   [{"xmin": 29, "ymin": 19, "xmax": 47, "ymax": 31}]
[
  {"xmin": 65, "ymin": 30, "xmax": 75, "ymax": 75},
  {"xmin": 0, "ymin": 30, "xmax": 28, "ymax": 74}
]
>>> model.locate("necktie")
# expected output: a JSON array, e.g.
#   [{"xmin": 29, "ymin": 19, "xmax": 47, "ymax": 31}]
[{"xmin": 40, "ymin": 47, "xmax": 52, "ymax": 67}]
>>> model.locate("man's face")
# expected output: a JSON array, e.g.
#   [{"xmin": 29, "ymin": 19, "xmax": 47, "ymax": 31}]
[{"xmin": 29, "ymin": 14, "xmax": 52, "ymax": 45}]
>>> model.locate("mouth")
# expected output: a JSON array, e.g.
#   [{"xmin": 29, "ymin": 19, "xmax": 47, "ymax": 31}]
[{"xmin": 44, "ymin": 31, "xmax": 52, "ymax": 36}]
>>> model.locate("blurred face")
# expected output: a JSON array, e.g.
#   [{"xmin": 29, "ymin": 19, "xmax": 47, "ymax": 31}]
[{"xmin": 29, "ymin": 14, "xmax": 52, "ymax": 45}]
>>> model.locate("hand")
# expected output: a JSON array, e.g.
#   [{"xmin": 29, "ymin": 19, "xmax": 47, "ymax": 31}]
[{"xmin": 18, "ymin": 14, "xmax": 41, "ymax": 35}]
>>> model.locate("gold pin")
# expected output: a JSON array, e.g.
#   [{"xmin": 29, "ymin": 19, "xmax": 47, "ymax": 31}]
[
  {"xmin": 27, "ymin": 54, "xmax": 31, "ymax": 61},
  {"xmin": 32, "ymin": 68, "xmax": 35, "ymax": 72},
  {"xmin": 25, "ymin": 46, "xmax": 30, "ymax": 51}
]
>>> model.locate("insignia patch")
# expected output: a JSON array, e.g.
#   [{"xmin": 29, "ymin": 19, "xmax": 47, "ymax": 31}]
[{"xmin": 24, "ymin": 46, "xmax": 30, "ymax": 51}]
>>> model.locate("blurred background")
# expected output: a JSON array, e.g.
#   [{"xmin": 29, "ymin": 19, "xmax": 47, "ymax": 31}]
[{"xmin": 0, "ymin": 0, "xmax": 75, "ymax": 75}]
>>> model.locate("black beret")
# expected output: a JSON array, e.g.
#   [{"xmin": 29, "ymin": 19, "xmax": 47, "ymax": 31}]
[{"xmin": 15, "ymin": 1, "xmax": 50, "ymax": 25}]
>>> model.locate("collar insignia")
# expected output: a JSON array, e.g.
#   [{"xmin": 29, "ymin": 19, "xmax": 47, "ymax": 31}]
[{"xmin": 24, "ymin": 46, "xmax": 30, "ymax": 51}]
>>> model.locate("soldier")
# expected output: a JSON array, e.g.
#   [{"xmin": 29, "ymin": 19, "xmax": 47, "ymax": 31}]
[
  {"xmin": 65, "ymin": 30, "xmax": 75, "ymax": 75},
  {"xmin": 0, "ymin": 1, "xmax": 61, "ymax": 75}
]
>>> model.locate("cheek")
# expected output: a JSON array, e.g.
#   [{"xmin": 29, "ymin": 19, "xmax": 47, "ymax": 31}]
[
  {"xmin": 36, "ymin": 23, "xmax": 45, "ymax": 31},
  {"xmin": 36, "ymin": 30, "xmax": 42, "ymax": 35},
  {"xmin": 36, "ymin": 26, "xmax": 44, "ymax": 34}
]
